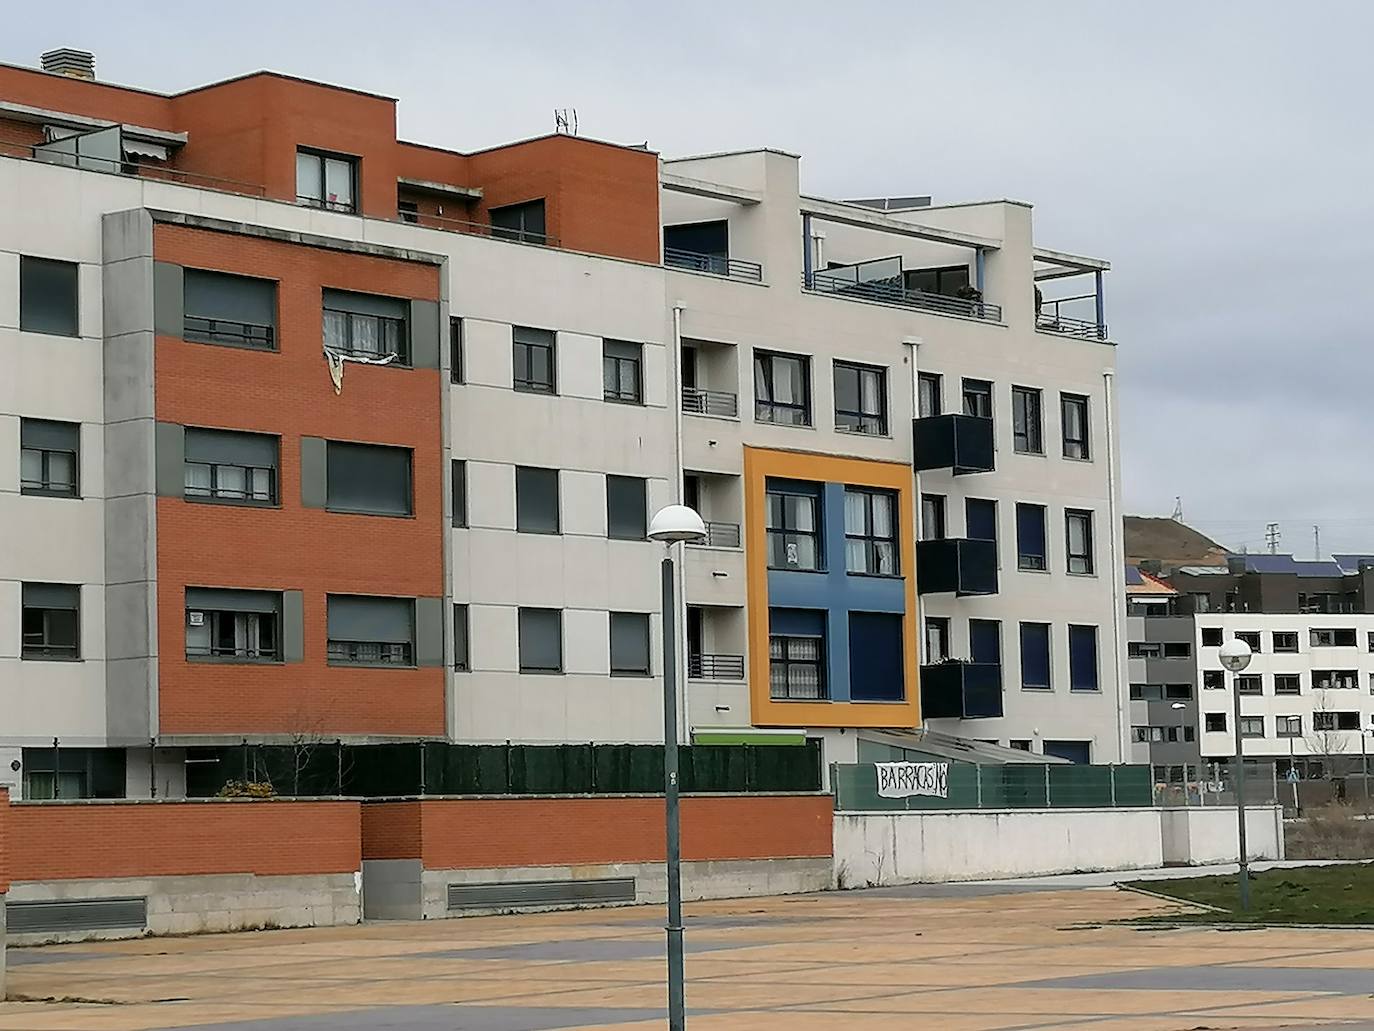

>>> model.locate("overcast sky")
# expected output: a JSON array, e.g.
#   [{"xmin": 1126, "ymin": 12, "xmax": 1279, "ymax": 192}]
[{"xmin": 8, "ymin": 1, "xmax": 1372, "ymax": 554}]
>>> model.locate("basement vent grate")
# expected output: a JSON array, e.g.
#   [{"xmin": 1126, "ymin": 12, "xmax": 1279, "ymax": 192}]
[
  {"xmin": 448, "ymin": 877, "xmax": 636, "ymax": 911},
  {"xmin": 8, "ymin": 897, "xmax": 148, "ymax": 934}
]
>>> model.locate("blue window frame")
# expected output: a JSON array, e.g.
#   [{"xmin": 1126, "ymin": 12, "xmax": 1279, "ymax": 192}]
[{"xmin": 1020, "ymin": 622, "xmax": 1051, "ymax": 690}]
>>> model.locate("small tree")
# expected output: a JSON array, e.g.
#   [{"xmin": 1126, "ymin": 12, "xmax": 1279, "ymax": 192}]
[{"xmin": 1306, "ymin": 691, "xmax": 1355, "ymax": 781}]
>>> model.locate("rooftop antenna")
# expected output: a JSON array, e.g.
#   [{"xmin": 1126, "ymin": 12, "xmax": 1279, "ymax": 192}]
[
  {"xmin": 1314, "ymin": 524, "xmax": 1321, "ymax": 561},
  {"xmin": 1171, "ymin": 496, "xmax": 1184, "ymax": 521},
  {"xmin": 1265, "ymin": 522, "xmax": 1281, "ymax": 555},
  {"xmin": 554, "ymin": 108, "xmax": 578, "ymax": 136}
]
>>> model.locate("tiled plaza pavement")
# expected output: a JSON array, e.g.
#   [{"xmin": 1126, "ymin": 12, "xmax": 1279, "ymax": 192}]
[{"xmin": 2, "ymin": 882, "xmax": 1373, "ymax": 1030}]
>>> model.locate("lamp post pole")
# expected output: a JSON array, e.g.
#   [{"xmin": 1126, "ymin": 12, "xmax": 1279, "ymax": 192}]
[
  {"xmin": 1219, "ymin": 637, "xmax": 1254, "ymax": 911},
  {"xmin": 660, "ymin": 552, "xmax": 685, "ymax": 1030},
  {"xmin": 647, "ymin": 504, "xmax": 706, "ymax": 1031}
]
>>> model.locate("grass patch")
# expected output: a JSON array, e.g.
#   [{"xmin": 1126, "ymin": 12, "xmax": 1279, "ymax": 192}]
[{"xmin": 1126, "ymin": 862, "xmax": 1374, "ymax": 924}]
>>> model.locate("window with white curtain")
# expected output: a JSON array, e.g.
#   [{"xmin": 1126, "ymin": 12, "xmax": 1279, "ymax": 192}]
[
  {"xmin": 834, "ymin": 360, "xmax": 887, "ymax": 434},
  {"xmin": 766, "ymin": 483, "xmax": 821, "ymax": 570},
  {"xmin": 754, "ymin": 349, "xmax": 812, "ymax": 425},
  {"xmin": 769, "ymin": 634, "xmax": 825, "ymax": 699},
  {"xmin": 844, "ymin": 487, "xmax": 898, "ymax": 576}
]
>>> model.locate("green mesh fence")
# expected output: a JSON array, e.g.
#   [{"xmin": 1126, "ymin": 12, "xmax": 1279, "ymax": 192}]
[{"xmin": 832, "ymin": 761, "xmax": 1156, "ymax": 811}]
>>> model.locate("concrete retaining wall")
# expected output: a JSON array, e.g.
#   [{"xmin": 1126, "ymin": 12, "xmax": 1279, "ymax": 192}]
[
  {"xmin": 1159, "ymin": 806, "xmax": 1285, "ymax": 865},
  {"xmin": 6, "ymin": 871, "xmax": 362, "ymax": 945},
  {"xmin": 833, "ymin": 808, "xmax": 1165, "ymax": 888}
]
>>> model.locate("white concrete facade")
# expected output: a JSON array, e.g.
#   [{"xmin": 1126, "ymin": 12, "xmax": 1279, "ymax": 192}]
[{"xmin": 0, "ymin": 132, "xmax": 1124, "ymax": 794}]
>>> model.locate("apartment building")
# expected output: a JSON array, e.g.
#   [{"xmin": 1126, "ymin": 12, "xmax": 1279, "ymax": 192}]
[
  {"xmin": 1125, "ymin": 566, "xmax": 1200, "ymax": 774},
  {"xmin": 0, "ymin": 51, "xmax": 1124, "ymax": 799}
]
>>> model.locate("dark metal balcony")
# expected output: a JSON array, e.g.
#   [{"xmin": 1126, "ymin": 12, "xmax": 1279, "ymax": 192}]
[
  {"xmin": 682, "ymin": 387, "xmax": 738, "ymax": 418},
  {"xmin": 806, "ymin": 268, "xmax": 1003, "ymax": 322},
  {"xmin": 686, "ymin": 521, "xmax": 741, "ymax": 549},
  {"xmin": 912, "ymin": 413, "xmax": 994, "ymax": 475},
  {"xmin": 916, "ymin": 538, "xmax": 998, "ymax": 596},
  {"xmin": 1036, "ymin": 311, "xmax": 1107, "ymax": 340},
  {"xmin": 920, "ymin": 661, "xmax": 1003, "ymax": 719},
  {"xmin": 664, "ymin": 248, "xmax": 763, "ymax": 283},
  {"xmin": 688, "ymin": 653, "xmax": 746, "ymax": 680}
]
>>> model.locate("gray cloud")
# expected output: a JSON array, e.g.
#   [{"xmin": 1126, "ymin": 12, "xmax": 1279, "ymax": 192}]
[{"xmin": 8, "ymin": 0, "xmax": 1373, "ymax": 550}]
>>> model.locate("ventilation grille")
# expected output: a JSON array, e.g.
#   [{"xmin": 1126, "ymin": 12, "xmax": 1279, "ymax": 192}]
[
  {"xmin": 8, "ymin": 897, "xmax": 147, "ymax": 935},
  {"xmin": 448, "ymin": 877, "xmax": 636, "ymax": 911},
  {"xmin": 40, "ymin": 48, "xmax": 95, "ymax": 79}
]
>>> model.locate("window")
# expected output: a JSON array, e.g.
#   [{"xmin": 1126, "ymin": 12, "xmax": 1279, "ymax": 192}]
[
  {"xmin": 1369, "ymin": 631, "xmax": 1374, "ymax": 653},
  {"xmin": 606, "ymin": 475, "xmax": 647, "ymax": 540},
  {"xmin": 1011, "ymin": 386, "xmax": 1043, "ymax": 454},
  {"xmin": 1240, "ymin": 717, "xmax": 1266, "ymax": 738},
  {"xmin": 1275, "ymin": 674, "xmax": 1301, "ymax": 695},
  {"xmin": 20, "ymin": 419, "xmax": 79, "ymax": 497},
  {"xmin": 1068, "ymin": 625, "xmax": 1098, "ymax": 692},
  {"xmin": 1009, "ymin": 740, "xmax": 1032, "ymax": 752},
  {"xmin": 490, "ymin": 199, "xmax": 547, "ymax": 244},
  {"xmin": 1201, "ymin": 627, "xmax": 1223, "ymax": 647},
  {"xmin": 1313, "ymin": 711, "xmax": 1359, "ymax": 731},
  {"xmin": 1020, "ymin": 622, "xmax": 1051, "ymax": 690},
  {"xmin": 185, "ymin": 588, "xmax": 280, "ymax": 662},
  {"xmin": 920, "ymin": 494, "xmax": 947, "ymax": 541},
  {"xmin": 849, "ymin": 612, "xmax": 904, "ymax": 701},
  {"xmin": 19, "ymin": 256, "xmax": 78, "ymax": 336},
  {"xmin": 1236, "ymin": 674, "xmax": 1262, "ymax": 695},
  {"xmin": 766, "ymin": 482, "xmax": 821, "ymax": 570},
  {"xmin": 21, "ymin": 582, "xmax": 80, "ymax": 660},
  {"xmin": 917, "ymin": 372, "xmax": 942, "ymax": 418},
  {"xmin": 450, "ymin": 317, "xmax": 464, "ymax": 383},
  {"xmin": 453, "ymin": 604, "xmax": 469, "ymax": 671},
  {"xmin": 603, "ymin": 340, "xmax": 643, "ymax": 404},
  {"xmin": 398, "ymin": 200, "xmax": 419, "ymax": 224},
  {"xmin": 965, "ymin": 498, "xmax": 997, "ymax": 547},
  {"xmin": 1313, "ymin": 669, "xmax": 1358, "ymax": 690},
  {"xmin": 21, "ymin": 747, "xmax": 125, "ymax": 800},
  {"xmin": 513, "ymin": 326, "xmax": 556, "ymax": 394},
  {"xmin": 322, "ymin": 289, "xmax": 408, "ymax": 363},
  {"xmin": 844, "ymin": 488, "xmax": 898, "ymax": 576},
  {"xmin": 184, "ymin": 428, "xmax": 278, "ymax": 506},
  {"xmin": 1311, "ymin": 628, "xmax": 1357, "ymax": 647},
  {"xmin": 904, "ymin": 264, "xmax": 969, "ymax": 296},
  {"xmin": 754, "ymin": 350, "xmax": 812, "ymax": 426},
  {"xmin": 1203, "ymin": 670, "xmax": 1225, "ymax": 690},
  {"xmin": 296, "ymin": 149, "xmax": 357, "ymax": 212},
  {"xmin": 1016, "ymin": 503, "xmax": 1047, "ymax": 570},
  {"xmin": 326, "ymin": 441, "xmax": 412, "ymax": 516},
  {"xmin": 518, "ymin": 607, "xmax": 563, "ymax": 673},
  {"xmin": 1204, "ymin": 713, "xmax": 1227, "ymax": 733},
  {"xmin": 516, "ymin": 466, "xmax": 560, "ymax": 534},
  {"xmin": 961, "ymin": 378, "xmax": 993, "ymax": 419},
  {"xmin": 610, "ymin": 612, "xmax": 651, "ymax": 676},
  {"xmin": 834, "ymin": 361, "xmax": 888, "ymax": 435},
  {"xmin": 1060, "ymin": 393, "xmax": 1090, "ymax": 460},
  {"xmin": 1273, "ymin": 631, "xmax": 1299, "ymax": 653},
  {"xmin": 769, "ymin": 633, "xmax": 825, "ymax": 699},
  {"xmin": 1192, "ymin": 593, "xmax": 1214, "ymax": 614},
  {"xmin": 1065, "ymin": 509, "xmax": 1095, "ymax": 574},
  {"xmin": 1163, "ymin": 642, "xmax": 1191, "ymax": 658},
  {"xmin": 1131, "ymin": 684, "xmax": 1164, "ymax": 700},
  {"xmin": 451, "ymin": 460, "xmax": 467, "ymax": 528},
  {"xmin": 1166, "ymin": 684, "xmax": 1193, "ymax": 699},
  {"xmin": 1129, "ymin": 642, "xmax": 1161, "ymax": 659},
  {"xmin": 924, "ymin": 617, "xmax": 950, "ymax": 663},
  {"xmin": 327, "ymin": 595, "xmax": 415, "ymax": 666},
  {"xmin": 663, "ymin": 220, "xmax": 728, "ymax": 267},
  {"xmin": 970, "ymin": 618, "xmax": 1001, "ymax": 668},
  {"xmin": 1277, "ymin": 715, "xmax": 1302, "ymax": 738},
  {"xmin": 1235, "ymin": 631, "xmax": 1261, "ymax": 652},
  {"xmin": 183, "ymin": 269, "xmax": 276, "ymax": 350}
]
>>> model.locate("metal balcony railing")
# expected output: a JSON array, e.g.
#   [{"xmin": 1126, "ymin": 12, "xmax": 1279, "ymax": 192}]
[
  {"xmin": 184, "ymin": 315, "xmax": 275, "ymax": 350},
  {"xmin": 682, "ymin": 387, "xmax": 739, "ymax": 418},
  {"xmin": 687, "ymin": 521, "xmax": 741, "ymax": 549},
  {"xmin": 1036, "ymin": 311, "xmax": 1107, "ymax": 340},
  {"xmin": 688, "ymin": 653, "xmax": 746, "ymax": 681},
  {"xmin": 806, "ymin": 270, "xmax": 1002, "ymax": 322},
  {"xmin": 664, "ymin": 247, "xmax": 763, "ymax": 282}
]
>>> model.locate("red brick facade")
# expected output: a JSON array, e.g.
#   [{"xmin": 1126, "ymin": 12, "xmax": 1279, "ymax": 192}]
[
  {"xmin": 0, "ymin": 787, "xmax": 10, "ymax": 893},
  {"xmin": 7, "ymin": 801, "xmax": 361, "ymax": 882},
  {"xmin": 153, "ymin": 223, "xmax": 445, "ymax": 737}
]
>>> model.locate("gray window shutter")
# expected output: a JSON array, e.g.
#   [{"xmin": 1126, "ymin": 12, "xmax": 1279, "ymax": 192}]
[
  {"xmin": 610, "ymin": 612, "xmax": 650, "ymax": 674},
  {"xmin": 516, "ymin": 467, "xmax": 560, "ymax": 533},
  {"xmin": 327, "ymin": 596, "xmax": 414, "ymax": 644},
  {"xmin": 20, "ymin": 419, "xmax": 79, "ymax": 451},
  {"xmin": 322, "ymin": 289, "xmax": 407, "ymax": 319},
  {"xmin": 183, "ymin": 269, "xmax": 277, "ymax": 327},
  {"xmin": 184, "ymin": 428, "xmax": 279, "ymax": 467},
  {"xmin": 185, "ymin": 587, "xmax": 281, "ymax": 613},
  {"xmin": 452, "ymin": 460, "xmax": 467, "ymax": 527},
  {"xmin": 453, "ymin": 605, "xmax": 469, "ymax": 669},
  {"xmin": 519, "ymin": 608, "xmax": 562, "ymax": 671},
  {"xmin": 19, "ymin": 256, "xmax": 79, "ymax": 336},
  {"xmin": 23, "ymin": 582, "xmax": 80, "ymax": 608},
  {"xmin": 606, "ymin": 475, "xmax": 646, "ymax": 540},
  {"xmin": 326, "ymin": 441, "xmax": 413, "ymax": 516}
]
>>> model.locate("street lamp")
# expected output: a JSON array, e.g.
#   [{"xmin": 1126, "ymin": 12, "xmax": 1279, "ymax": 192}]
[
  {"xmin": 1219, "ymin": 637, "xmax": 1254, "ymax": 910},
  {"xmin": 648, "ymin": 504, "xmax": 706, "ymax": 1031}
]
